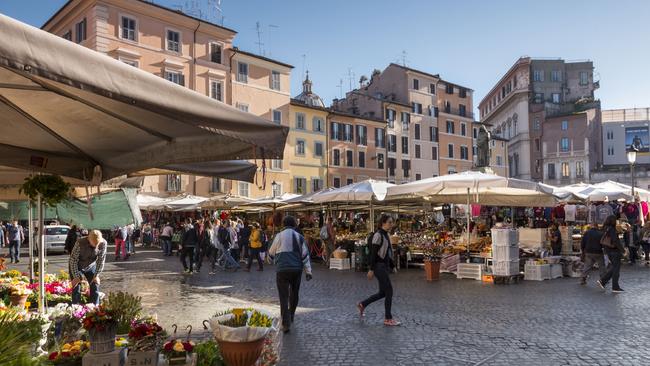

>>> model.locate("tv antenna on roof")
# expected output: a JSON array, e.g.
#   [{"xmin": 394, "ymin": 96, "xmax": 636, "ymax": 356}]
[
  {"xmin": 347, "ymin": 68, "xmax": 355, "ymax": 91},
  {"xmin": 401, "ymin": 50, "xmax": 409, "ymax": 67},
  {"xmin": 255, "ymin": 21, "xmax": 264, "ymax": 55},
  {"xmin": 337, "ymin": 79, "xmax": 344, "ymax": 98}
]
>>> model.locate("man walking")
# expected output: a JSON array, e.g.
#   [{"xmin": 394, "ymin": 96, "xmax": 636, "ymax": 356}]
[
  {"xmin": 69, "ymin": 230, "xmax": 107, "ymax": 305},
  {"xmin": 160, "ymin": 222, "xmax": 174, "ymax": 256},
  {"xmin": 580, "ymin": 223, "xmax": 605, "ymax": 285},
  {"xmin": 598, "ymin": 215, "xmax": 625, "ymax": 292},
  {"xmin": 268, "ymin": 216, "xmax": 312, "ymax": 333},
  {"xmin": 114, "ymin": 225, "xmax": 128, "ymax": 261},
  {"xmin": 180, "ymin": 220, "xmax": 199, "ymax": 273},
  {"xmin": 7, "ymin": 220, "xmax": 24, "ymax": 263}
]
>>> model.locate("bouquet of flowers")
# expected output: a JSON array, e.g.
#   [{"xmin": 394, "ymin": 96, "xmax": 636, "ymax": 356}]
[
  {"xmin": 9, "ymin": 283, "xmax": 32, "ymax": 296},
  {"xmin": 81, "ymin": 305, "xmax": 116, "ymax": 331},
  {"xmin": 48, "ymin": 340, "xmax": 90, "ymax": 365},
  {"xmin": 128, "ymin": 318, "xmax": 167, "ymax": 351},
  {"xmin": 161, "ymin": 339, "xmax": 194, "ymax": 362}
]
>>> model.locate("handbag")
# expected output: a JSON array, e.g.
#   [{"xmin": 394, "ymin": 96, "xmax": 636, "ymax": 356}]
[{"xmin": 600, "ymin": 230, "xmax": 615, "ymax": 249}]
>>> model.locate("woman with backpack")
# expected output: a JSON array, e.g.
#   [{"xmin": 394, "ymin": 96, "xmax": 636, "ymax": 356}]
[
  {"xmin": 357, "ymin": 214, "xmax": 401, "ymax": 327},
  {"xmin": 598, "ymin": 215, "xmax": 625, "ymax": 293},
  {"xmin": 320, "ymin": 216, "xmax": 335, "ymax": 265}
]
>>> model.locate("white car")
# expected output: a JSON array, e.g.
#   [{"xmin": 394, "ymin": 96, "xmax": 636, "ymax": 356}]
[{"xmin": 43, "ymin": 225, "xmax": 70, "ymax": 253}]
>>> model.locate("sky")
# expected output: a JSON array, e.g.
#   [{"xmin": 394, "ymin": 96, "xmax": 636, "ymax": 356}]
[{"xmin": 2, "ymin": 0, "xmax": 649, "ymax": 114}]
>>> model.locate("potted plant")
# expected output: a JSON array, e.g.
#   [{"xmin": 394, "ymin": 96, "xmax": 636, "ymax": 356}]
[
  {"xmin": 47, "ymin": 304, "xmax": 92, "ymax": 349},
  {"xmin": 209, "ymin": 308, "xmax": 277, "ymax": 366},
  {"xmin": 422, "ymin": 242, "xmax": 444, "ymax": 281},
  {"xmin": 9, "ymin": 283, "xmax": 32, "ymax": 308},
  {"xmin": 47, "ymin": 340, "xmax": 90, "ymax": 366},
  {"xmin": 161, "ymin": 339, "xmax": 194, "ymax": 365},
  {"xmin": 81, "ymin": 305, "xmax": 117, "ymax": 354},
  {"xmin": 19, "ymin": 174, "xmax": 71, "ymax": 207},
  {"xmin": 104, "ymin": 291, "xmax": 143, "ymax": 336},
  {"xmin": 127, "ymin": 318, "xmax": 167, "ymax": 366},
  {"xmin": 194, "ymin": 340, "xmax": 224, "ymax": 366}
]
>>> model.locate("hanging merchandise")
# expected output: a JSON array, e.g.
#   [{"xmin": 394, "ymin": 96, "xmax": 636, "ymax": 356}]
[{"xmin": 564, "ymin": 204, "xmax": 576, "ymax": 222}]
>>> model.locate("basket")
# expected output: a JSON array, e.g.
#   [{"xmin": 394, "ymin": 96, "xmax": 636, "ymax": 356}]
[
  {"xmin": 9, "ymin": 294, "xmax": 28, "ymax": 308},
  {"xmin": 332, "ymin": 249, "xmax": 348, "ymax": 259},
  {"xmin": 88, "ymin": 325, "xmax": 117, "ymax": 354}
]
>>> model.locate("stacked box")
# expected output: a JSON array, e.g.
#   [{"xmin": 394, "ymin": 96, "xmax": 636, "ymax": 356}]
[
  {"xmin": 524, "ymin": 263, "xmax": 551, "ymax": 281},
  {"xmin": 491, "ymin": 229, "xmax": 520, "ymax": 276},
  {"xmin": 456, "ymin": 263, "xmax": 483, "ymax": 280},
  {"xmin": 550, "ymin": 263, "xmax": 563, "ymax": 279}
]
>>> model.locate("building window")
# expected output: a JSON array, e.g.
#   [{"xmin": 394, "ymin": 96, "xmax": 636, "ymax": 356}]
[
  {"xmin": 473, "ymin": 128, "xmax": 478, "ymax": 139},
  {"xmin": 210, "ymin": 178, "xmax": 221, "ymax": 193},
  {"xmin": 460, "ymin": 123, "xmax": 467, "ymax": 136},
  {"xmin": 294, "ymin": 177, "xmax": 306, "ymax": 194},
  {"xmin": 535, "ymin": 138, "xmax": 540, "ymax": 151},
  {"xmin": 313, "ymin": 141, "xmax": 323, "ymax": 158},
  {"xmin": 238, "ymin": 182, "xmax": 250, "ymax": 197},
  {"xmin": 121, "ymin": 58, "xmax": 138, "ymax": 67},
  {"xmin": 414, "ymin": 124, "xmax": 421, "ymax": 140},
  {"xmin": 313, "ymin": 117, "xmax": 324, "ymax": 132},
  {"xmin": 448, "ymin": 165, "xmax": 456, "ymax": 174},
  {"xmin": 446, "ymin": 120, "xmax": 455, "ymax": 134},
  {"xmin": 388, "ymin": 134, "xmax": 397, "ymax": 153},
  {"xmin": 561, "ymin": 120, "xmax": 569, "ymax": 130},
  {"xmin": 166, "ymin": 29, "xmax": 181, "ymax": 53},
  {"xmin": 356, "ymin": 125, "xmax": 368, "ymax": 146},
  {"xmin": 496, "ymin": 156, "xmax": 502, "ymax": 166},
  {"xmin": 358, "ymin": 151, "xmax": 366, "ymax": 168},
  {"xmin": 312, "ymin": 178, "xmax": 323, "ymax": 192},
  {"xmin": 210, "ymin": 80, "xmax": 223, "ymax": 101},
  {"xmin": 606, "ymin": 130, "xmax": 613, "ymax": 140},
  {"xmin": 415, "ymin": 173, "xmax": 422, "ymax": 181},
  {"xmin": 432, "ymin": 146, "xmax": 438, "ymax": 160},
  {"xmin": 237, "ymin": 103, "xmax": 249, "ymax": 112},
  {"xmin": 430, "ymin": 127, "xmax": 438, "ymax": 142},
  {"xmin": 560, "ymin": 137, "xmax": 570, "ymax": 152},
  {"xmin": 386, "ymin": 108, "xmax": 396, "ymax": 128},
  {"xmin": 534, "ymin": 93, "xmax": 544, "ymax": 104},
  {"xmin": 533, "ymin": 70, "xmax": 544, "ymax": 82},
  {"xmin": 388, "ymin": 158, "xmax": 396, "ymax": 176},
  {"xmin": 296, "ymin": 139, "xmax": 305, "ymax": 156},
  {"xmin": 561, "ymin": 162, "xmax": 570, "ymax": 178},
  {"xmin": 346, "ymin": 150, "xmax": 353, "ymax": 167},
  {"xmin": 534, "ymin": 118, "xmax": 541, "ymax": 130},
  {"xmin": 271, "ymin": 159, "xmax": 283, "ymax": 170},
  {"xmin": 412, "ymin": 103, "xmax": 423, "ymax": 115},
  {"xmin": 402, "ymin": 160, "xmax": 410, "ymax": 178},
  {"xmin": 415, "ymin": 144, "xmax": 421, "ymax": 159},
  {"xmin": 448, "ymin": 144, "xmax": 454, "ymax": 158},
  {"xmin": 295, "ymin": 113, "xmax": 306, "ymax": 130},
  {"xmin": 429, "ymin": 83, "xmax": 436, "ymax": 94},
  {"xmin": 166, "ymin": 174, "xmax": 181, "ymax": 192},
  {"xmin": 548, "ymin": 163, "xmax": 556, "ymax": 179},
  {"xmin": 333, "ymin": 177, "xmax": 341, "ymax": 188},
  {"xmin": 446, "ymin": 84, "xmax": 454, "ymax": 94},
  {"xmin": 237, "ymin": 62, "xmax": 248, "ymax": 83},
  {"xmin": 375, "ymin": 128, "xmax": 385, "ymax": 148},
  {"xmin": 165, "ymin": 71, "xmax": 184, "ymax": 86},
  {"xmin": 75, "ymin": 18, "xmax": 86, "ymax": 43},
  {"xmin": 377, "ymin": 153, "xmax": 385, "ymax": 169},
  {"xmin": 607, "ymin": 146, "xmax": 614, "ymax": 156},
  {"xmin": 413, "ymin": 78, "xmax": 419, "ymax": 90},
  {"xmin": 331, "ymin": 122, "xmax": 340, "ymax": 140},
  {"xmin": 459, "ymin": 104, "xmax": 467, "ymax": 117},
  {"xmin": 460, "ymin": 146, "xmax": 469, "ymax": 160},
  {"xmin": 121, "ymin": 16, "xmax": 137, "ymax": 41},
  {"xmin": 62, "ymin": 30, "xmax": 72, "ymax": 41},
  {"xmin": 347, "ymin": 178, "xmax": 354, "ymax": 185},
  {"xmin": 271, "ymin": 71, "xmax": 281, "ymax": 90},
  {"xmin": 333, "ymin": 149, "xmax": 340, "ymax": 166},
  {"xmin": 401, "ymin": 112, "xmax": 410, "ymax": 130},
  {"xmin": 551, "ymin": 70, "xmax": 561, "ymax": 82},
  {"xmin": 579, "ymin": 71, "xmax": 589, "ymax": 85},
  {"xmin": 273, "ymin": 110, "xmax": 282, "ymax": 124},
  {"xmin": 210, "ymin": 42, "xmax": 222, "ymax": 64},
  {"xmin": 272, "ymin": 182, "xmax": 283, "ymax": 197},
  {"xmin": 552, "ymin": 93, "xmax": 561, "ymax": 104},
  {"xmin": 401, "ymin": 136, "xmax": 409, "ymax": 154},
  {"xmin": 576, "ymin": 161, "xmax": 584, "ymax": 177}
]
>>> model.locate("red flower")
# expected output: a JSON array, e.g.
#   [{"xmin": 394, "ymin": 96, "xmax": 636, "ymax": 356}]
[
  {"xmin": 183, "ymin": 342, "xmax": 193, "ymax": 352},
  {"xmin": 48, "ymin": 352, "xmax": 59, "ymax": 360},
  {"xmin": 164, "ymin": 342, "xmax": 173, "ymax": 351}
]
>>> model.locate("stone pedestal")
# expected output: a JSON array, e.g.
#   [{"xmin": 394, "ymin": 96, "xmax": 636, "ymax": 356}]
[{"xmin": 83, "ymin": 347, "xmax": 127, "ymax": 366}]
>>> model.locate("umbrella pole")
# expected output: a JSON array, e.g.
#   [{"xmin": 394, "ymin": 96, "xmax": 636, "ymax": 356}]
[
  {"xmin": 27, "ymin": 200, "xmax": 34, "ymax": 283},
  {"xmin": 272, "ymin": 203, "xmax": 276, "ymax": 235},
  {"xmin": 37, "ymin": 194, "xmax": 46, "ymax": 314},
  {"xmin": 466, "ymin": 187, "xmax": 471, "ymax": 263},
  {"xmin": 369, "ymin": 201, "xmax": 374, "ymax": 232}
]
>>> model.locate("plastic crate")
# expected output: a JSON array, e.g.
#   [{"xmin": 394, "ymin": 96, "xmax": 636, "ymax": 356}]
[
  {"xmin": 329, "ymin": 258, "xmax": 351, "ymax": 270},
  {"xmin": 456, "ymin": 263, "xmax": 483, "ymax": 280},
  {"xmin": 491, "ymin": 229, "xmax": 519, "ymax": 247},
  {"xmin": 492, "ymin": 259, "xmax": 520, "ymax": 276},
  {"xmin": 550, "ymin": 263, "xmax": 563, "ymax": 279},
  {"xmin": 524, "ymin": 264, "xmax": 551, "ymax": 281},
  {"xmin": 492, "ymin": 246, "xmax": 519, "ymax": 261}
]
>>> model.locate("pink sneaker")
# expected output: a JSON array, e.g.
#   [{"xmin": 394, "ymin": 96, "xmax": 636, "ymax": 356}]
[
  {"xmin": 357, "ymin": 303, "xmax": 365, "ymax": 317},
  {"xmin": 384, "ymin": 319, "xmax": 401, "ymax": 327}
]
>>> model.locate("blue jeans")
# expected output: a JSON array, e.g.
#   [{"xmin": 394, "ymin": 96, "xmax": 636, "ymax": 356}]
[
  {"xmin": 9, "ymin": 240, "xmax": 20, "ymax": 262},
  {"xmin": 224, "ymin": 249, "xmax": 240, "ymax": 269},
  {"xmin": 72, "ymin": 263, "xmax": 100, "ymax": 305},
  {"xmin": 161, "ymin": 238, "xmax": 172, "ymax": 255},
  {"xmin": 126, "ymin": 238, "xmax": 134, "ymax": 254}
]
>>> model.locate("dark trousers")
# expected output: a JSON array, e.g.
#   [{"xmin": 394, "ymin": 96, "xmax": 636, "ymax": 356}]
[
  {"xmin": 642, "ymin": 243, "xmax": 650, "ymax": 261},
  {"xmin": 8, "ymin": 240, "xmax": 20, "ymax": 262},
  {"xmin": 194, "ymin": 245, "xmax": 206, "ymax": 270},
  {"xmin": 72, "ymin": 263, "xmax": 99, "ymax": 305},
  {"xmin": 361, "ymin": 263, "xmax": 393, "ymax": 320},
  {"xmin": 161, "ymin": 237, "xmax": 172, "ymax": 256},
  {"xmin": 276, "ymin": 271, "xmax": 302, "ymax": 327},
  {"xmin": 231, "ymin": 248, "xmax": 240, "ymax": 262},
  {"xmin": 601, "ymin": 250, "xmax": 622, "ymax": 289},
  {"xmin": 181, "ymin": 246, "xmax": 196, "ymax": 271},
  {"xmin": 247, "ymin": 248, "xmax": 263, "ymax": 270}
]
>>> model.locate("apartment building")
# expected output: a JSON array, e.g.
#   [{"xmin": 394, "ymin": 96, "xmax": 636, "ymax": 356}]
[
  {"xmin": 287, "ymin": 74, "xmax": 328, "ymax": 194},
  {"xmin": 327, "ymin": 111, "xmax": 388, "ymax": 187},
  {"xmin": 332, "ymin": 63, "xmax": 473, "ymax": 180},
  {"xmin": 479, "ymin": 57, "xmax": 600, "ymax": 183},
  {"xmin": 43, "ymin": 0, "xmax": 292, "ymax": 198}
]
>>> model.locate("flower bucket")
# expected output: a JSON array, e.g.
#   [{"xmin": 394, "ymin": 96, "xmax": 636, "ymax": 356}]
[
  {"xmin": 217, "ymin": 338, "xmax": 265, "ymax": 366},
  {"xmin": 424, "ymin": 260, "xmax": 441, "ymax": 281},
  {"xmin": 88, "ymin": 325, "xmax": 117, "ymax": 354},
  {"xmin": 9, "ymin": 294, "xmax": 28, "ymax": 308}
]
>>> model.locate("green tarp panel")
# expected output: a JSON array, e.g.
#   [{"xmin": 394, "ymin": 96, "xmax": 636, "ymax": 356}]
[{"xmin": 0, "ymin": 189, "xmax": 140, "ymax": 230}]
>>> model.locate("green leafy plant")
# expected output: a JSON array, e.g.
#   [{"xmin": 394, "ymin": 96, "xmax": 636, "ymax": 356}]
[
  {"xmin": 103, "ymin": 291, "xmax": 143, "ymax": 334},
  {"xmin": 0, "ymin": 309, "xmax": 44, "ymax": 366},
  {"xmin": 194, "ymin": 340, "xmax": 224, "ymax": 366},
  {"xmin": 19, "ymin": 174, "xmax": 71, "ymax": 207}
]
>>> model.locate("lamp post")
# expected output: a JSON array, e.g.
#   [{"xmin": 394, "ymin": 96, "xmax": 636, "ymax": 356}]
[
  {"xmin": 271, "ymin": 180, "xmax": 278, "ymax": 198},
  {"xmin": 627, "ymin": 149, "xmax": 637, "ymax": 197},
  {"xmin": 271, "ymin": 180, "xmax": 278, "ymax": 234}
]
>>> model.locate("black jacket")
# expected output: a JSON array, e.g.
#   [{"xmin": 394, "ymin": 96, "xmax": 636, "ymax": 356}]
[
  {"xmin": 218, "ymin": 226, "xmax": 231, "ymax": 250},
  {"xmin": 64, "ymin": 229, "xmax": 79, "ymax": 253},
  {"xmin": 581, "ymin": 228, "xmax": 603, "ymax": 254},
  {"xmin": 239, "ymin": 226, "xmax": 251, "ymax": 246},
  {"xmin": 182, "ymin": 227, "xmax": 199, "ymax": 247},
  {"xmin": 368, "ymin": 228, "xmax": 393, "ymax": 269},
  {"xmin": 603, "ymin": 226, "xmax": 624, "ymax": 253}
]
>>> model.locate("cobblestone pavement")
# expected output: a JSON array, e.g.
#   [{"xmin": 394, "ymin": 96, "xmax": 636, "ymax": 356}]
[{"xmin": 13, "ymin": 247, "xmax": 650, "ymax": 366}]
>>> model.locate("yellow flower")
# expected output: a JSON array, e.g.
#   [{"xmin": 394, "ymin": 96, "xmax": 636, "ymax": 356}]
[
  {"xmin": 62, "ymin": 345, "xmax": 71, "ymax": 352},
  {"xmin": 74, "ymin": 340, "xmax": 82, "ymax": 346},
  {"xmin": 173, "ymin": 342, "xmax": 185, "ymax": 353},
  {"xmin": 70, "ymin": 345, "xmax": 80, "ymax": 352},
  {"xmin": 85, "ymin": 342, "xmax": 91, "ymax": 348}
]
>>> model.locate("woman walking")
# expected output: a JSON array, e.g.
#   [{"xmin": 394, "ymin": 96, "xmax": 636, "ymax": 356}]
[
  {"xmin": 246, "ymin": 223, "xmax": 264, "ymax": 271},
  {"xmin": 358, "ymin": 214, "xmax": 401, "ymax": 326},
  {"xmin": 598, "ymin": 215, "xmax": 625, "ymax": 293}
]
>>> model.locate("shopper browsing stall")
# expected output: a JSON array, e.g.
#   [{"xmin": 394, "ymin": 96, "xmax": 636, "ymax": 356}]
[
  {"xmin": 580, "ymin": 223, "xmax": 605, "ymax": 286},
  {"xmin": 69, "ymin": 230, "xmax": 107, "ymax": 305},
  {"xmin": 597, "ymin": 215, "xmax": 625, "ymax": 293}
]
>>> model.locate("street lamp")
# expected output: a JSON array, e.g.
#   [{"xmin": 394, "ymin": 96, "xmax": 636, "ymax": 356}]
[
  {"xmin": 271, "ymin": 180, "xmax": 278, "ymax": 198},
  {"xmin": 627, "ymin": 149, "xmax": 637, "ymax": 197}
]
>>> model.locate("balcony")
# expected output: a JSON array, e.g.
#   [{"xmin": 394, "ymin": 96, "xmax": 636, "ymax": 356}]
[{"xmin": 441, "ymin": 106, "xmax": 474, "ymax": 119}]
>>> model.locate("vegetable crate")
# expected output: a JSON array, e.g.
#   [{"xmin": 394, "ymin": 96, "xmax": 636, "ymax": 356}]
[{"xmin": 456, "ymin": 263, "xmax": 483, "ymax": 280}]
